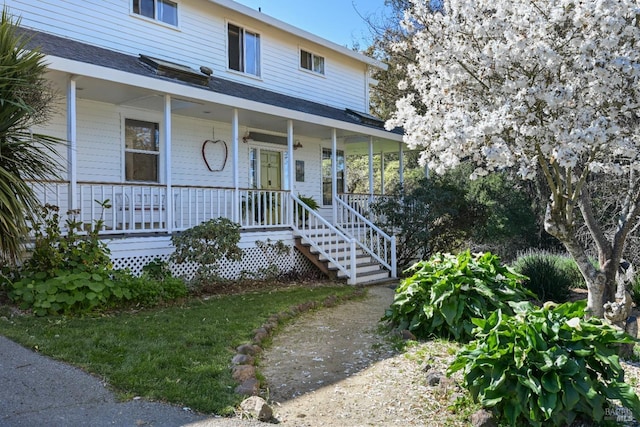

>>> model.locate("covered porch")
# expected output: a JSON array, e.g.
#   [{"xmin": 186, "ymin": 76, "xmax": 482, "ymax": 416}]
[{"xmin": 30, "ymin": 45, "xmax": 405, "ymax": 283}]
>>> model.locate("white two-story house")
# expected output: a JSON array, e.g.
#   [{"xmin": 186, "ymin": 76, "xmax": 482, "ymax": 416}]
[{"xmin": 8, "ymin": 0, "xmax": 405, "ymax": 284}]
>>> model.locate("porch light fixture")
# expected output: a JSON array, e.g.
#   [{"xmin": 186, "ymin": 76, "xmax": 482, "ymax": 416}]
[
  {"xmin": 293, "ymin": 140, "xmax": 303, "ymax": 150},
  {"xmin": 242, "ymin": 131, "xmax": 251, "ymax": 143}
]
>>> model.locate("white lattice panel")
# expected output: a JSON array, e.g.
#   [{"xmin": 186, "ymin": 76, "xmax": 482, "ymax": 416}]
[{"xmin": 108, "ymin": 232, "xmax": 317, "ymax": 280}]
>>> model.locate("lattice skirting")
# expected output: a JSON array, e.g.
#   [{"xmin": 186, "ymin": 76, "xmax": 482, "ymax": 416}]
[{"xmin": 105, "ymin": 232, "xmax": 317, "ymax": 281}]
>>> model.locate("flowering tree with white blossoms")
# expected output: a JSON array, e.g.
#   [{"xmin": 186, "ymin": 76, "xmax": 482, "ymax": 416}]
[{"xmin": 387, "ymin": 0, "xmax": 640, "ymax": 320}]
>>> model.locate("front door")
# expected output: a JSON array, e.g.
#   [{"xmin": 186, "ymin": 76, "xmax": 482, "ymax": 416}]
[{"xmin": 260, "ymin": 150, "xmax": 281, "ymax": 190}]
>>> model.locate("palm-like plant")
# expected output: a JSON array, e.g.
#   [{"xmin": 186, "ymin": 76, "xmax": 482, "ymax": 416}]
[{"xmin": 0, "ymin": 8, "xmax": 63, "ymax": 265}]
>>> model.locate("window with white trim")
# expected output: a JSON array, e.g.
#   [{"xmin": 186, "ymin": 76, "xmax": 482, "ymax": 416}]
[
  {"xmin": 300, "ymin": 49, "xmax": 325, "ymax": 75},
  {"xmin": 133, "ymin": 0, "xmax": 178, "ymax": 26},
  {"xmin": 228, "ymin": 23, "xmax": 261, "ymax": 76},
  {"xmin": 125, "ymin": 119, "xmax": 159, "ymax": 182}
]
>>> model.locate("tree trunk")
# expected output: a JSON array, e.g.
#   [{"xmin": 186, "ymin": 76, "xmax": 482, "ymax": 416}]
[{"xmin": 543, "ymin": 202, "xmax": 623, "ymax": 319}]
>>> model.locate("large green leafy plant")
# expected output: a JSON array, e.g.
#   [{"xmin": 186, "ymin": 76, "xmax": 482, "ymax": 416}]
[
  {"xmin": 8, "ymin": 203, "xmax": 130, "ymax": 315},
  {"xmin": 383, "ymin": 251, "xmax": 533, "ymax": 342},
  {"xmin": 8, "ymin": 204, "xmax": 187, "ymax": 315},
  {"xmin": 448, "ymin": 301, "xmax": 640, "ymax": 426}
]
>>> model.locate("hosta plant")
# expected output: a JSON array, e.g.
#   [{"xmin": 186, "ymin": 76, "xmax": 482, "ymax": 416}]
[
  {"xmin": 448, "ymin": 301, "xmax": 640, "ymax": 426},
  {"xmin": 383, "ymin": 251, "xmax": 533, "ymax": 342}
]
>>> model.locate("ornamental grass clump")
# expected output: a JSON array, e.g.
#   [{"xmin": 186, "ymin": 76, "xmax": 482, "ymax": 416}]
[
  {"xmin": 448, "ymin": 300, "xmax": 640, "ymax": 426},
  {"xmin": 382, "ymin": 251, "xmax": 533, "ymax": 342}
]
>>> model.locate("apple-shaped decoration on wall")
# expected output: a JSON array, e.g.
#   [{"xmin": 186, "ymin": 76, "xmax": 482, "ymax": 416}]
[{"xmin": 202, "ymin": 139, "xmax": 228, "ymax": 172}]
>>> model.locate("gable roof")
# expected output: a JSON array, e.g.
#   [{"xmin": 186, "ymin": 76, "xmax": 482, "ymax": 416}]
[{"xmin": 21, "ymin": 28, "xmax": 401, "ymax": 136}]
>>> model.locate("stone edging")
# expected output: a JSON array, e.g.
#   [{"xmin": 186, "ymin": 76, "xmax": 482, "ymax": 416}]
[{"xmin": 231, "ymin": 288, "xmax": 367, "ymax": 396}]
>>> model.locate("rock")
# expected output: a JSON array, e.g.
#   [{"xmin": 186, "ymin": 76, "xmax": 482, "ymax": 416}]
[
  {"xmin": 626, "ymin": 315, "xmax": 638, "ymax": 339},
  {"xmin": 400, "ymin": 329, "xmax": 416, "ymax": 341},
  {"xmin": 232, "ymin": 365, "xmax": 256, "ymax": 382},
  {"xmin": 235, "ymin": 378, "xmax": 260, "ymax": 396},
  {"xmin": 323, "ymin": 295, "xmax": 338, "ymax": 307},
  {"xmin": 253, "ymin": 330, "xmax": 269, "ymax": 344},
  {"xmin": 262, "ymin": 322, "xmax": 277, "ymax": 332},
  {"xmin": 240, "ymin": 396, "xmax": 273, "ymax": 422},
  {"xmin": 422, "ymin": 363, "xmax": 432, "ymax": 372},
  {"xmin": 236, "ymin": 344, "xmax": 262, "ymax": 356},
  {"xmin": 232, "ymin": 354, "xmax": 254, "ymax": 365},
  {"xmin": 426, "ymin": 371, "xmax": 443, "ymax": 386},
  {"xmin": 471, "ymin": 409, "xmax": 497, "ymax": 427}
]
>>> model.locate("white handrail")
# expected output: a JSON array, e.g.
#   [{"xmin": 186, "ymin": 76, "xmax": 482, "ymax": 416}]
[
  {"xmin": 335, "ymin": 196, "xmax": 397, "ymax": 278},
  {"xmin": 291, "ymin": 194, "xmax": 357, "ymax": 285}
]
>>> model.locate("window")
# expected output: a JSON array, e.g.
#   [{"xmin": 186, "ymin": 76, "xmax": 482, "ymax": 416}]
[
  {"xmin": 228, "ymin": 23, "xmax": 261, "ymax": 76},
  {"xmin": 133, "ymin": 0, "xmax": 178, "ymax": 26},
  {"xmin": 322, "ymin": 148, "xmax": 344, "ymax": 205},
  {"xmin": 125, "ymin": 119, "xmax": 159, "ymax": 182},
  {"xmin": 300, "ymin": 49, "xmax": 325, "ymax": 75}
]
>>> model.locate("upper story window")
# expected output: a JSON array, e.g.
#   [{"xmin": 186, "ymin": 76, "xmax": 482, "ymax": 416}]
[
  {"xmin": 125, "ymin": 119, "xmax": 159, "ymax": 182},
  {"xmin": 133, "ymin": 0, "xmax": 178, "ymax": 26},
  {"xmin": 228, "ymin": 23, "xmax": 261, "ymax": 76},
  {"xmin": 300, "ymin": 49, "xmax": 325, "ymax": 75}
]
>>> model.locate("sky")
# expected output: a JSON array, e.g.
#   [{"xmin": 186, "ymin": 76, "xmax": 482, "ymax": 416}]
[{"xmin": 232, "ymin": 0, "xmax": 391, "ymax": 48}]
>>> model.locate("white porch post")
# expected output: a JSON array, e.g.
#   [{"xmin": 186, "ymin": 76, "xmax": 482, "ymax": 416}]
[
  {"xmin": 399, "ymin": 142, "xmax": 404, "ymax": 188},
  {"xmin": 287, "ymin": 120, "xmax": 294, "ymax": 225},
  {"xmin": 331, "ymin": 128, "xmax": 338, "ymax": 225},
  {"xmin": 380, "ymin": 151, "xmax": 385, "ymax": 195},
  {"xmin": 67, "ymin": 76, "xmax": 77, "ymax": 211},
  {"xmin": 368, "ymin": 137, "xmax": 374, "ymax": 197},
  {"xmin": 232, "ymin": 109, "xmax": 240, "ymax": 223},
  {"xmin": 163, "ymin": 94, "xmax": 173, "ymax": 232}
]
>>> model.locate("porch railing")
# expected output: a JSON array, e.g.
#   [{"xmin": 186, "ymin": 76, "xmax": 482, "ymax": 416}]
[
  {"xmin": 238, "ymin": 189, "xmax": 287, "ymax": 228},
  {"xmin": 292, "ymin": 194, "xmax": 357, "ymax": 284},
  {"xmin": 172, "ymin": 185, "xmax": 234, "ymax": 230},
  {"xmin": 28, "ymin": 181, "xmax": 290, "ymax": 234},
  {"xmin": 338, "ymin": 193, "xmax": 394, "ymax": 223},
  {"xmin": 335, "ymin": 196, "xmax": 397, "ymax": 278}
]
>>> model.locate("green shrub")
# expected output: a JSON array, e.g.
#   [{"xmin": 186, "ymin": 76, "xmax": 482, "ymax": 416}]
[
  {"xmin": 631, "ymin": 275, "xmax": 640, "ymax": 308},
  {"xmin": 141, "ymin": 258, "xmax": 172, "ymax": 281},
  {"xmin": 8, "ymin": 203, "xmax": 127, "ymax": 315},
  {"xmin": 25, "ymin": 204, "xmax": 113, "ymax": 278},
  {"xmin": 448, "ymin": 300, "xmax": 640, "ymax": 426},
  {"xmin": 555, "ymin": 255, "xmax": 586, "ymax": 289},
  {"xmin": 382, "ymin": 251, "xmax": 533, "ymax": 342},
  {"xmin": 8, "ymin": 205, "xmax": 186, "ymax": 315},
  {"xmin": 171, "ymin": 218, "xmax": 243, "ymax": 286},
  {"xmin": 113, "ymin": 269, "xmax": 187, "ymax": 307},
  {"xmin": 512, "ymin": 251, "xmax": 574, "ymax": 303}
]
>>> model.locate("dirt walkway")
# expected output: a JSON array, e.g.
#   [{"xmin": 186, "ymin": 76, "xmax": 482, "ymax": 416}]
[{"xmin": 259, "ymin": 285, "xmax": 397, "ymax": 403}]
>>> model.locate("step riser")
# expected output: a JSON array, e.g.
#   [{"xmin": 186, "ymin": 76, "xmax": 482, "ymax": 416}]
[
  {"xmin": 294, "ymin": 234, "xmax": 391, "ymax": 285},
  {"xmin": 337, "ymin": 271, "xmax": 390, "ymax": 282}
]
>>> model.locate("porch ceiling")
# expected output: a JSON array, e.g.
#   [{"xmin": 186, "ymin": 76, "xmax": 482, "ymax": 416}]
[{"xmin": 47, "ymin": 70, "xmax": 400, "ymax": 147}]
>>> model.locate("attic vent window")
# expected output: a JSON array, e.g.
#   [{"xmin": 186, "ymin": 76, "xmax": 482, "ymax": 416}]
[
  {"xmin": 139, "ymin": 55, "xmax": 210, "ymax": 86},
  {"xmin": 345, "ymin": 109, "xmax": 385, "ymax": 128}
]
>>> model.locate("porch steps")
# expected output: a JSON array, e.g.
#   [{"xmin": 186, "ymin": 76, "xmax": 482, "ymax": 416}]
[{"xmin": 294, "ymin": 235, "xmax": 391, "ymax": 285}]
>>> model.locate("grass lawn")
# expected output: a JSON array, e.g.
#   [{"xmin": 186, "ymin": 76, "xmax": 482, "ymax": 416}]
[{"xmin": 0, "ymin": 284, "xmax": 357, "ymax": 415}]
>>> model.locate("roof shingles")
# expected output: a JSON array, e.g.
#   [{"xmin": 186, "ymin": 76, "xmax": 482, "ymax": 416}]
[{"xmin": 22, "ymin": 28, "xmax": 401, "ymax": 135}]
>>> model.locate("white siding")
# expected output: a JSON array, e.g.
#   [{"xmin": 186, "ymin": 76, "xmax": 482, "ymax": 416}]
[
  {"xmin": 76, "ymin": 100, "xmax": 123, "ymax": 182},
  {"xmin": 10, "ymin": 0, "xmax": 368, "ymax": 112},
  {"xmin": 32, "ymin": 93, "xmax": 335, "ymax": 197},
  {"xmin": 171, "ymin": 117, "xmax": 234, "ymax": 187}
]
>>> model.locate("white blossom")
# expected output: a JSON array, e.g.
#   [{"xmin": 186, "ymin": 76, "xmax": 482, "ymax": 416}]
[{"xmin": 388, "ymin": 0, "xmax": 640, "ymax": 180}]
